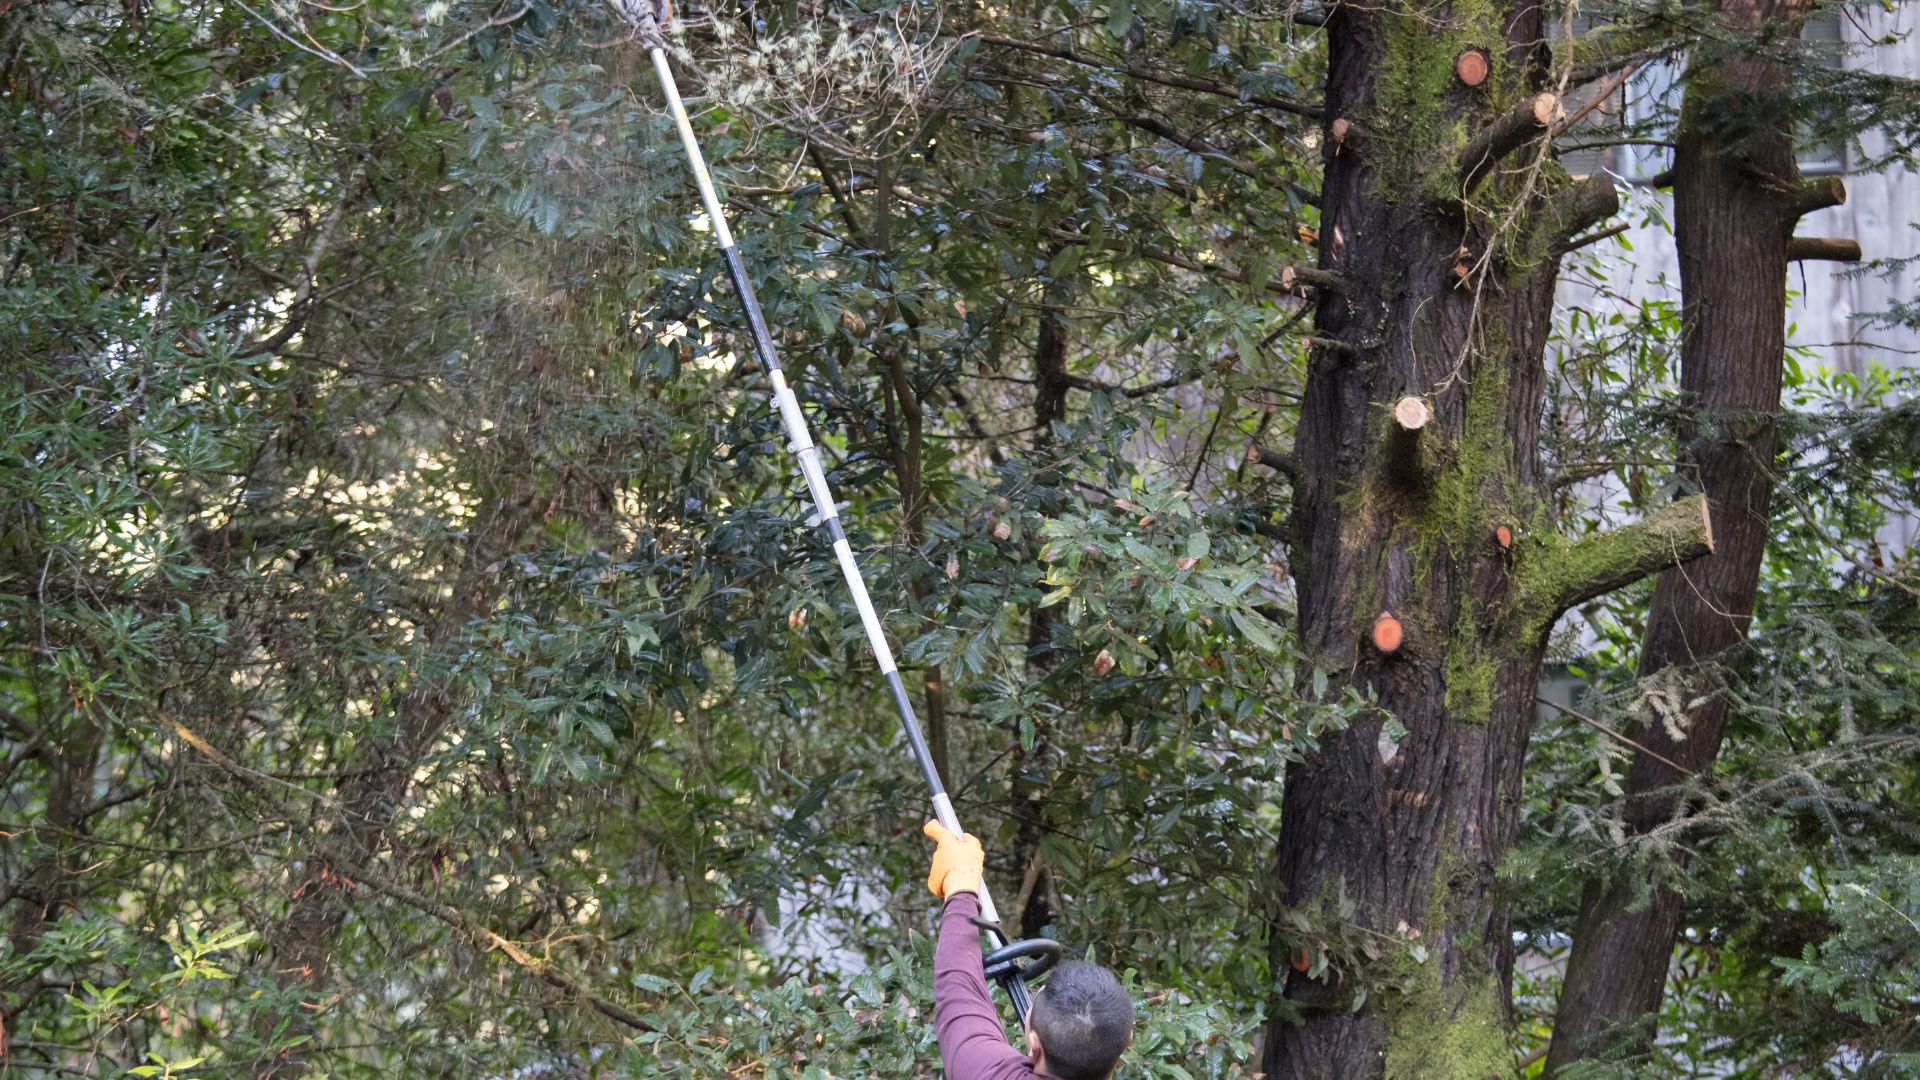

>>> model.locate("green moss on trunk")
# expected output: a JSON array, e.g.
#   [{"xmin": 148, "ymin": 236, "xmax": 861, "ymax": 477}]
[{"xmin": 1384, "ymin": 969, "xmax": 1510, "ymax": 1080}]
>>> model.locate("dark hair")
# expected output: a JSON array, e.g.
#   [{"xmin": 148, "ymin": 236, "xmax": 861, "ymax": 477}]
[{"xmin": 1029, "ymin": 961, "xmax": 1135, "ymax": 1080}]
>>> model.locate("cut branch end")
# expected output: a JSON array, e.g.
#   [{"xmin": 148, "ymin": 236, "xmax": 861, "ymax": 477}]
[
  {"xmin": 1454, "ymin": 47, "xmax": 1492, "ymax": 87},
  {"xmin": 1371, "ymin": 612, "xmax": 1405, "ymax": 654},
  {"xmin": 1787, "ymin": 176, "xmax": 1847, "ymax": 220},
  {"xmin": 1282, "ymin": 264, "xmax": 1356, "ymax": 295},
  {"xmin": 1387, "ymin": 396, "xmax": 1431, "ymax": 488}
]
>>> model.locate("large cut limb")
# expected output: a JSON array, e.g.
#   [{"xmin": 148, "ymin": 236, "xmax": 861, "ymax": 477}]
[{"xmin": 1524, "ymin": 494, "xmax": 1714, "ymax": 618}]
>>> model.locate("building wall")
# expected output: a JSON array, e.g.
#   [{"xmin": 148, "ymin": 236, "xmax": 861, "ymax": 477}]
[{"xmin": 1555, "ymin": 2, "xmax": 1919, "ymax": 549}]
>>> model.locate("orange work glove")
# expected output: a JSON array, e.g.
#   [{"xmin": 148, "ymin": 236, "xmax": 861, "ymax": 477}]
[{"xmin": 923, "ymin": 819, "xmax": 985, "ymax": 900}]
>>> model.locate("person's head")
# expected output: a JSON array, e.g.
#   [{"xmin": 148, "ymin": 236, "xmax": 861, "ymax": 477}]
[{"xmin": 1024, "ymin": 962, "xmax": 1136, "ymax": 1080}]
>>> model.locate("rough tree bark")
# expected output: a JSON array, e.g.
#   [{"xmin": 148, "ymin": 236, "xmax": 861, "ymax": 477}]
[
  {"xmin": 1544, "ymin": 0, "xmax": 1842, "ymax": 1069},
  {"xmin": 1258, "ymin": 0, "xmax": 1714, "ymax": 1075}
]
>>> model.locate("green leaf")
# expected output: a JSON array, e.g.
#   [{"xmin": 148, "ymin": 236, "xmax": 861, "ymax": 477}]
[{"xmin": 1230, "ymin": 609, "xmax": 1279, "ymax": 654}]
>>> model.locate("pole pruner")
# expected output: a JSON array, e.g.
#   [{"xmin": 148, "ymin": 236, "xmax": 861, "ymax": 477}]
[{"xmin": 605, "ymin": 0, "xmax": 1063, "ymax": 1029}]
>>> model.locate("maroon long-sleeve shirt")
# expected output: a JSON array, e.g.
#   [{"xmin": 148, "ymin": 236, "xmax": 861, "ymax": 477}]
[{"xmin": 934, "ymin": 892, "xmax": 1040, "ymax": 1079}]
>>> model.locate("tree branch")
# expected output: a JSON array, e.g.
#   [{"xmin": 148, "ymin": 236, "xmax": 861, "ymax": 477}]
[
  {"xmin": 1063, "ymin": 369, "xmax": 1198, "ymax": 398},
  {"xmin": 1247, "ymin": 442, "xmax": 1298, "ymax": 483},
  {"xmin": 974, "ymin": 33, "xmax": 1324, "ymax": 120},
  {"xmin": 238, "ymin": 181, "xmax": 357, "ymax": 359},
  {"xmin": 885, "ymin": 182, "xmax": 1324, "ymax": 302},
  {"xmin": 1562, "ymin": 222, "xmax": 1631, "ymax": 253},
  {"xmin": 1547, "ymin": 174, "xmax": 1623, "ymax": 251},
  {"xmin": 1279, "ymin": 264, "xmax": 1355, "ymax": 295},
  {"xmin": 1118, "ymin": 115, "xmax": 1259, "ymax": 178},
  {"xmin": 1785, "ymin": 236, "xmax": 1861, "ymax": 262},
  {"xmin": 1526, "ymin": 494, "xmax": 1714, "ymax": 617},
  {"xmin": 1458, "ymin": 92, "xmax": 1563, "ymax": 194},
  {"xmin": 155, "ymin": 712, "xmax": 661, "ymax": 1033},
  {"xmin": 1785, "ymin": 176, "xmax": 1846, "ymax": 220}
]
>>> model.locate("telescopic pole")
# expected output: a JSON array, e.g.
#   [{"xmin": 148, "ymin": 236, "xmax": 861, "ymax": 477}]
[{"xmin": 607, "ymin": 0, "xmax": 1056, "ymax": 1027}]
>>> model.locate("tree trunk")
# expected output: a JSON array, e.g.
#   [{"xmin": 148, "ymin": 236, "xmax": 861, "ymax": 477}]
[
  {"xmin": 1544, "ymin": 1, "xmax": 1830, "ymax": 1069},
  {"xmin": 1010, "ymin": 297, "xmax": 1073, "ymax": 940},
  {"xmin": 1259, "ymin": 2, "xmax": 1711, "ymax": 1074}
]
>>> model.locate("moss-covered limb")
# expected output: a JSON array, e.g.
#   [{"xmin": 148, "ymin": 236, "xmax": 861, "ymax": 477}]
[
  {"xmin": 1519, "ymin": 494, "xmax": 1714, "ymax": 622},
  {"xmin": 1544, "ymin": 174, "xmax": 1622, "ymax": 251},
  {"xmin": 1785, "ymin": 175, "xmax": 1847, "ymax": 220},
  {"xmin": 1281, "ymin": 264, "xmax": 1358, "ymax": 295},
  {"xmin": 1456, "ymin": 92, "xmax": 1563, "ymax": 194}
]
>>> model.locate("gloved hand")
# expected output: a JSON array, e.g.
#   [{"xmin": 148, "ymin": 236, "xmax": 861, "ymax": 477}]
[{"xmin": 923, "ymin": 819, "xmax": 985, "ymax": 900}]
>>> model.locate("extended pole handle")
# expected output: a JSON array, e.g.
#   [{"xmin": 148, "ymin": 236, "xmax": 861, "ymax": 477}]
[{"xmin": 620, "ymin": 6, "xmax": 1051, "ymax": 1029}]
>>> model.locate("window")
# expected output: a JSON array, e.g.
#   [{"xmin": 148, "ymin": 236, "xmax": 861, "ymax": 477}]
[{"xmin": 1797, "ymin": 9, "xmax": 1847, "ymax": 175}]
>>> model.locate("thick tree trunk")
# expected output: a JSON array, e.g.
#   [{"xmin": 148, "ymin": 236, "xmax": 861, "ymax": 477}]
[
  {"xmin": 1259, "ymin": 2, "xmax": 1709, "ymax": 1075},
  {"xmin": 1544, "ymin": 1, "xmax": 1830, "ymax": 1070}
]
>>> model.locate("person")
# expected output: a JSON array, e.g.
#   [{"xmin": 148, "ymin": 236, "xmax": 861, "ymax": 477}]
[{"xmin": 923, "ymin": 820, "xmax": 1135, "ymax": 1080}]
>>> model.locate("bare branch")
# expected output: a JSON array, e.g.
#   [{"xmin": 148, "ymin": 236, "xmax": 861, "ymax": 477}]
[
  {"xmin": 1118, "ymin": 115, "xmax": 1259, "ymax": 178},
  {"xmin": 974, "ymin": 33, "xmax": 1324, "ymax": 120},
  {"xmin": 1063, "ymin": 370, "xmax": 1198, "ymax": 398},
  {"xmin": 238, "ymin": 183, "xmax": 357, "ymax": 359},
  {"xmin": 1247, "ymin": 442, "xmax": 1298, "ymax": 482},
  {"xmin": 1785, "ymin": 236, "xmax": 1862, "ymax": 262},
  {"xmin": 1562, "ymin": 222, "xmax": 1631, "ymax": 253}
]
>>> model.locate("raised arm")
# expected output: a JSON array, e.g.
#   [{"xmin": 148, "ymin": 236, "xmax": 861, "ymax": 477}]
[{"xmin": 926, "ymin": 822, "xmax": 1036, "ymax": 1080}]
